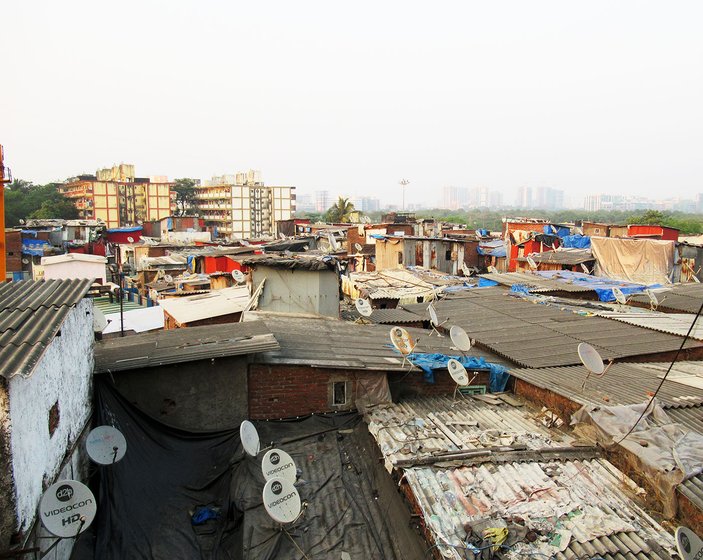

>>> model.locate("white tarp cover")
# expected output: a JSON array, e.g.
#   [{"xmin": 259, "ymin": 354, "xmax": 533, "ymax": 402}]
[
  {"xmin": 572, "ymin": 399, "xmax": 703, "ymax": 517},
  {"xmin": 104, "ymin": 306, "xmax": 165, "ymax": 334},
  {"xmin": 591, "ymin": 236, "xmax": 675, "ymax": 285}
]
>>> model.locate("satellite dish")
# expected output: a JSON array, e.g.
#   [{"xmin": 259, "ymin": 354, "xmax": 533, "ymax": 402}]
[
  {"xmin": 526, "ymin": 255, "xmax": 537, "ymax": 270},
  {"xmin": 580, "ymin": 263, "xmax": 590, "ymax": 274},
  {"xmin": 487, "ymin": 266, "xmax": 498, "ymax": 274},
  {"xmin": 240, "ymin": 420, "xmax": 260, "ymax": 457},
  {"xmin": 449, "ymin": 325, "xmax": 473, "ymax": 352},
  {"xmin": 355, "ymin": 298, "xmax": 373, "ymax": 317},
  {"xmin": 428, "ymin": 303, "xmax": 439, "ymax": 326},
  {"xmin": 447, "ymin": 359, "xmax": 469, "ymax": 386},
  {"xmin": 327, "ymin": 233, "xmax": 339, "ymax": 251},
  {"xmin": 262, "ymin": 477, "xmax": 302, "ymax": 524},
  {"xmin": 86, "ymin": 426, "xmax": 127, "ymax": 465},
  {"xmin": 577, "ymin": 342, "xmax": 605, "ymax": 375},
  {"xmin": 645, "ymin": 288, "xmax": 659, "ymax": 310},
  {"xmin": 354, "ymin": 242, "xmax": 363, "ymax": 252},
  {"xmin": 93, "ymin": 307, "xmax": 108, "ymax": 332},
  {"xmin": 39, "ymin": 480, "xmax": 97, "ymax": 538},
  {"xmin": 261, "ymin": 449, "xmax": 297, "ymax": 484},
  {"xmin": 676, "ymin": 526, "xmax": 703, "ymax": 560},
  {"xmin": 127, "ymin": 236, "xmax": 135, "ymax": 243},
  {"xmin": 612, "ymin": 287, "xmax": 627, "ymax": 305},
  {"xmin": 19, "ymin": 219, "xmax": 25, "ymax": 225},
  {"xmin": 279, "ymin": 232, "xmax": 287, "ymax": 239},
  {"xmin": 389, "ymin": 327, "xmax": 415, "ymax": 356},
  {"xmin": 231, "ymin": 269, "xmax": 246, "ymax": 283},
  {"xmin": 164, "ymin": 274, "xmax": 173, "ymax": 283}
]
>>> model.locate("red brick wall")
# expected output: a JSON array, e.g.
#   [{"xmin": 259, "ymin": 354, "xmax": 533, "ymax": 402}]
[{"xmin": 389, "ymin": 369, "xmax": 490, "ymax": 398}]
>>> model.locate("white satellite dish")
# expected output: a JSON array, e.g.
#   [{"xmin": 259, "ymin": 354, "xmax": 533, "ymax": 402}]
[
  {"xmin": 127, "ymin": 236, "xmax": 135, "ymax": 243},
  {"xmin": 164, "ymin": 274, "xmax": 173, "ymax": 283},
  {"xmin": 231, "ymin": 269, "xmax": 246, "ymax": 283},
  {"xmin": 262, "ymin": 449, "xmax": 297, "ymax": 484},
  {"xmin": 355, "ymin": 298, "xmax": 373, "ymax": 317},
  {"xmin": 676, "ymin": 526, "xmax": 703, "ymax": 560},
  {"xmin": 22, "ymin": 258, "xmax": 29, "ymax": 265},
  {"xmin": 580, "ymin": 263, "xmax": 590, "ymax": 274},
  {"xmin": 39, "ymin": 480, "xmax": 97, "ymax": 538},
  {"xmin": 428, "ymin": 303, "xmax": 439, "ymax": 326},
  {"xmin": 526, "ymin": 255, "xmax": 538, "ymax": 270},
  {"xmin": 645, "ymin": 289, "xmax": 659, "ymax": 310},
  {"xmin": 327, "ymin": 233, "xmax": 339, "ymax": 251},
  {"xmin": 612, "ymin": 287, "xmax": 627, "ymax": 305},
  {"xmin": 449, "ymin": 325, "xmax": 473, "ymax": 353},
  {"xmin": 279, "ymin": 232, "xmax": 287, "ymax": 239},
  {"xmin": 93, "ymin": 307, "xmax": 108, "ymax": 332},
  {"xmin": 389, "ymin": 327, "xmax": 415, "ymax": 356},
  {"xmin": 577, "ymin": 342, "xmax": 606, "ymax": 375},
  {"xmin": 354, "ymin": 242, "xmax": 363, "ymax": 252},
  {"xmin": 240, "ymin": 420, "xmax": 260, "ymax": 457},
  {"xmin": 447, "ymin": 359, "xmax": 469, "ymax": 386},
  {"xmin": 262, "ymin": 477, "xmax": 302, "ymax": 524},
  {"xmin": 86, "ymin": 426, "xmax": 127, "ymax": 465},
  {"xmin": 487, "ymin": 266, "xmax": 498, "ymax": 274}
]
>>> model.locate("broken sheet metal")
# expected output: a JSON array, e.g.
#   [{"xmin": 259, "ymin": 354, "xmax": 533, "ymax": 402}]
[
  {"xmin": 572, "ymin": 399, "xmax": 703, "ymax": 518},
  {"xmin": 366, "ymin": 396, "xmax": 577, "ymax": 471},
  {"xmin": 406, "ymin": 459, "xmax": 676, "ymax": 560},
  {"xmin": 342, "ymin": 269, "xmax": 440, "ymax": 304}
]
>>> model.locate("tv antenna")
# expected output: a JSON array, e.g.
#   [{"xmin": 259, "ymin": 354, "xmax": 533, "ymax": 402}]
[
  {"xmin": 487, "ymin": 265, "xmax": 498, "ymax": 274},
  {"xmin": 262, "ymin": 449, "xmax": 297, "ymax": 484},
  {"xmin": 240, "ymin": 420, "xmax": 260, "ymax": 457},
  {"xmin": 577, "ymin": 342, "xmax": 614, "ymax": 389},
  {"xmin": 262, "ymin": 477, "xmax": 302, "ymax": 524},
  {"xmin": 447, "ymin": 358, "xmax": 478, "ymax": 402},
  {"xmin": 612, "ymin": 287, "xmax": 628, "ymax": 307},
  {"xmin": 449, "ymin": 325, "xmax": 473, "ymax": 355},
  {"xmin": 526, "ymin": 255, "xmax": 538, "ymax": 272},
  {"xmin": 231, "ymin": 269, "xmax": 246, "ymax": 284},
  {"xmin": 127, "ymin": 236, "xmax": 135, "ymax": 244},
  {"xmin": 39, "ymin": 480, "xmax": 97, "ymax": 538},
  {"xmin": 164, "ymin": 274, "xmax": 174, "ymax": 283},
  {"xmin": 389, "ymin": 326, "xmax": 416, "ymax": 368},
  {"xmin": 279, "ymin": 232, "xmax": 287, "ymax": 239},
  {"xmin": 399, "ymin": 179, "xmax": 410, "ymax": 211},
  {"xmin": 354, "ymin": 242, "xmax": 363, "ymax": 253},
  {"xmin": 327, "ymin": 233, "xmax": 339, "ymax": 251},
  {"xmin": 427, "ymin": 303, "xmax": 445, "ymax": 336},
  {"xmin": 354, "ymin": 298, "xmax": 373, "ymax": 323},
  {"xmin": 580, "ymin": 263, "xmax": 590, "ymax": 274},
  {"xmin": 86, "ymin": 426, "xmax": 127, "ymax": 465},
  {"xmin": 644, "ymin": 288, "xmax": 659, "ymax": 311},
  {"xmin": 675, "ymin": 526, "xmax": 703, "ymax": 560}
]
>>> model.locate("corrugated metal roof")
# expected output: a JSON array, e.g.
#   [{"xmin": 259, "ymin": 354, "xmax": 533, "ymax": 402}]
[
  {"xmin": 247, "ymin": 313, "xmax": 512, "ymax": 371},
  {"xmin": 158, "ymin": 286, "xmax": 250, "ymax": 324},
  {"xmin": 93, "ymin": 321, "xmax": 279, "ymax": 373},
  {"xmin": 517, "ymin": 248, "xmax": 594, "ymax": 266},
  {"xmin": 0, "ymin": 279, "xmax": 93, "ymax": 379},
  {"xmin": 629, "ymin": 283, "xmax": 703, "ymax": 313},
  {"xmin": 365, "ymin": 396, "xmax": 676, "ymax": 560},
  {"xmin": 478, "ymin": 272, "xmax": 595, "ymax": 293},
  {"xmin": 402, "ymin": 289, "xmax": 703, "ymax": 368},
  {"xmin": 597, "ymin": 311, "xmax": 703, "ymax": 340},
  {"xmin": 342, "ymin": 307, "xmax": 424, "ymax": 324}
]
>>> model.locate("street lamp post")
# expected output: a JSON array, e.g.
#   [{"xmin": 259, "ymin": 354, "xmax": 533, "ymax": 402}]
[{"xmin": 399, "ymin": 179, "xmax": 410, "ymax": 211}]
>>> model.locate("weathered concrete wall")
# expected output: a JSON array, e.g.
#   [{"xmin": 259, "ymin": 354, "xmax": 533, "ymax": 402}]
[
  {"xmin": 8, "ymin": 299, "xmax": 94, "ymax": 537},
  {"xmin": 111, "ymin": 355, "xmax": 249, "ymax": 430},
  {"xmin": 0, "ymin": 381, "xmax": 16, "ymax": 548},
  {"xmin": 252, "ymin": 268, "xmax": 340, "ymax": 318}
]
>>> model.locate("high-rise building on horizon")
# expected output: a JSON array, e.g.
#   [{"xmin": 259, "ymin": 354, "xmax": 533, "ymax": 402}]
[
  {"xmin": 315, "ymin": 190, "xmax": 332, "ymax": 213},
  {"xmin": 442, "ymin": 186, "xmax": 469, "ymax": 210}
]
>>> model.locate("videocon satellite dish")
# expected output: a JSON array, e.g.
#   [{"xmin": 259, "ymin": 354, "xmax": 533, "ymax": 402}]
[
  {"xmin": 263, "ymin": 477, "xmax": 302, "ymax": 524},
  {"xmin": 449, "ymin": 325, "xmax": 473, "ymax": 352},
  {"xmin": 231, "ymin": 269, "xmax": 245, "ymax": 283},
  {"xmin": 526, "ymin": 255, "xmax": 537, "ymax": 270},
  {"xmin": 355, "ymin": 298, "xmax": 373, "ymax": 317},
  {"xmin": 39, "ymin": 480, "xmax": 97, "ymax": 538},
  {"xmin": 447, "ymin": 359, "xmax": 469, "ymax": 386},
  {"xmin": 164, "ymin": 274, "xmax": 174, "ymax": 283},
  {"xmin": 580, "ymin": 263, "xmax": 590, "ymax": 274},
  {"xmin": 127, "ymin": 236, "xmax": 135, "ymax": 243},
  {"xmin": 577, "ymin": 342, "xmax": 605, "ymax": 375},
  {"xmin": 612, "ymin": 287, "xmax": 627, "ymax": 305},
  {"xmin": 262, "ymin": 448, "xmax": 297, "ymax": 484},
  {"xmin": 240, "ymin": 420, "xmax": 260, "ymax": 457},
  {"xmin": 354, "ymin": 242, "xmax": 363, "ymax": 252},
  {"xmin": 93, "ymin": 307, "xmax": 108, "ymax": 333},
  {"xmin": 675, "ymin": 526, "xmax": 703, "ymax": 560},
  {"xmin": 389, "ymin": 327, "xmax": 415, "ymax": 356},
  {"xmin": 86, "ymin": 426, "xmax": 127, "ymax": 465},
  {"xmin": 428, "ymin": 303, "xmax": 439, "ymax": 326}
]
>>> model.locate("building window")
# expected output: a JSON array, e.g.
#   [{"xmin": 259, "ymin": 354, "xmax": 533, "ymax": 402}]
[
  {"xmin": 397, "ymin": 252, "xmax": 403, "ymax": 265},
  {"xmin": 445, "ymin": 250, "xmax": 452, "ymax": 260},
  {"xmin": 48, "ymin": 401, "xmax": 60, "ymax": 437},
  {"xmin": 332, "ymin": 381, "xmax": 347, "ymax": 406}
]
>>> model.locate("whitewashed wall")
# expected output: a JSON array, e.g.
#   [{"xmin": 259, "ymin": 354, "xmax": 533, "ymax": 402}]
[{"xmin": 8, "ymin": 298, "xmax": 94, "ymax": 534}]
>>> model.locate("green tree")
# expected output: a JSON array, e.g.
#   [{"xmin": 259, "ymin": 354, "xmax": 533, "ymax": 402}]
[
  {"xmin": 4, "ymin": 180, "xmax": 78, "ymax": 225},
  {"xmin": 325, "ymin": 197, "xmax": 356, "ymax": 223},
  {"xmin": 173, "ymin": 178, "xmax": 198, "ymax": 216},
  {"xmin": 627, "ymin": 209, "xmax": 666, "ymax": 225}
]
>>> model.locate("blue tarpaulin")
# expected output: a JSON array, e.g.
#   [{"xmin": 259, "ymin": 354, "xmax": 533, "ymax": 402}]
[
  {"xmin": 478, "ymin": 277, "xmax": 499, "ymax": 287},
  {"xmin": 477, "ymin": 240, "xmax": 507, "ymax": 258},
  {"xmin": 403, "ymin": 352, "xmax": 510, "ymax": 391},
  {"xmin": 533, "ymin": 270, "xmax": 660, "ymax": 302},
  {"xmin": 510, "ymin": 284, "xmax": 530, "ymax": 295},
  {"xmin": 543, "ymin": 225, "xmax": 571, "ymax": 238},
  {"xmin": 21, "ymin": 238, "xmax": 51, "ymax": 256},
  {"xmin": 561, "ymin": 234, "xmax": 591, "ymax": 249}
]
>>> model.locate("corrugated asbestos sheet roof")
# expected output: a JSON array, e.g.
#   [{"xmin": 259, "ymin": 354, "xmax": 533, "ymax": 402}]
[
  {"xmin": 342, "ymin": 307, "xmax": 424, "ymax": 324},
  {"xmin": 629, "ymin": 283, "xmax": 703, "ymax": 313},
  {"xmin": 402, "ymin": 289, "xmax": 703, "ymax": 368},
  {"xmin": 478, "ymin": 272, "xmax": 595, "ymax": 293},
  {"xmin": 247, "ymin": 313, "xmax": 512, "ymax": 371},
  {"xmin": 597, "ymin": 311, "xmax": 703, "ymax": 340},
  {"xmin": 365, "ymin": 396, "xmax": 676, "ymax": 560},
  {"xmin": 517, "ymin": 248, "xmax": 594, "ymax": 265},
  {"xmin": 0, "ymin": 279, "xmax": 93, "ymax": 379},
  {"xmin": 93, "ymin": 321, "xmax": 279, "ymax": 373}
]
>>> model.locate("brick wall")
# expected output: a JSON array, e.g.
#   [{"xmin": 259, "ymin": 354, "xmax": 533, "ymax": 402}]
[{"xmin": 389, "ymin": 369, "xmax": 490, "ymax": 400}]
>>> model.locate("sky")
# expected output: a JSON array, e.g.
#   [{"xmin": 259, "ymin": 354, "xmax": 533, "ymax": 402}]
[{"xmin": 3, "ymin": 1, "xmax": 703, "ymax": 207}]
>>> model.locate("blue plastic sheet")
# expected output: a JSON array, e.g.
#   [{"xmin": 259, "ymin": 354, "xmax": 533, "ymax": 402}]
[
  {"xmin": 561, "ymin": 234, "xmax": 591, "ymax": 249},
  {"xmin": 404, "ymin": 352, "xmax": 510, "ymax": 390},
  {"xmin": 533, "ymin": 270, "xmax": 659, "ymax": 302},
  {"xmin": 543, "ymin": 225, "xmax": 571, "ymax": 238},
  {"xmin": 510, "ymin": 284, "xmax": 530, "ymax": 295},
  {"xmin": 477, "ymin": 240, "xmax": 507, "ymax": 257},
  {"xmin": 21, "ymin": 238, "xmax": 50, "ymax": 256},
  {"xmin": 478, "ymin": 277, "xmax": 499, "ymax": 287}
]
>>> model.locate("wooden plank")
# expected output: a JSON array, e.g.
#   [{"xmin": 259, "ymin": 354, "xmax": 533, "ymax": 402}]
[{"xmin": 427, "ymin": 412, "xmax": 469, "ymax": 450}]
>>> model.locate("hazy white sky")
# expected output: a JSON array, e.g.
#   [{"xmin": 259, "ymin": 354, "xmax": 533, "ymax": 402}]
[{"xmin": 3, "ymin": 1, "xmax": 702, "ymax": 206}]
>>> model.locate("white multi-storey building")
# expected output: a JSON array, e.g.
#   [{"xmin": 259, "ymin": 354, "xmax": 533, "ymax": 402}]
[{"xmin": 195, "ymin": 171, "xmax": 295, "ymax": 239}]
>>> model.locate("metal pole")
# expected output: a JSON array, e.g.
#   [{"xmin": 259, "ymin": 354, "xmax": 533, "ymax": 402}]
[
  {"xmin": 0, "ymin": 145, "xmax": 9, "ymax": 283},
  {"xmin": 399, "ymin": 179, "xmax": 409, "ymax": 212}
]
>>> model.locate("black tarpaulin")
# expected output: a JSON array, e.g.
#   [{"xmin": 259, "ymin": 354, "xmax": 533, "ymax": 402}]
[{"xmin": 74, "ymin": 378, "xmax": 418, "ymax": 560}]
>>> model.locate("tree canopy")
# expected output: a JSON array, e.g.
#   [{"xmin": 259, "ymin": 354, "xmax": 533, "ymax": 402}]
[
  {"xmin": 4, "ymin": 180, "xmax": 79, "ymax": 226},
  {"xmin": 325, "ymin": 197, "xmax": 356, "ymax": 223},
  {"xmin": 173, "ymin": 178, "xmax": 198, "ymax": 216}
]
